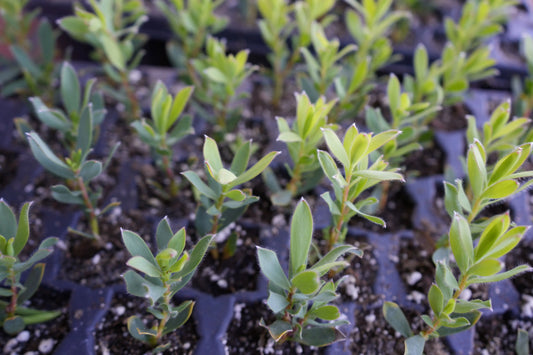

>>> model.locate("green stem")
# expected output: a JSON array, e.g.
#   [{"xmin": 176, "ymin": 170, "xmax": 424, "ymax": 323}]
[
  {"xmin": 328, "ymin": 173, "xmax": 353, "ymax": 250},
  {"xmin": 120, "ymin": 71, "xmax": 140, "ymax": 120},
  {"xmin": 154, "ymin": 284, "xmax": 172, "ymax": 346},
  {"xmin": 6, "ymin": 269, "xmax": 17, "ymax": 317},
  {"xmin": 77, "ymin": 177, "xmax": 100, "ymax": 239}
]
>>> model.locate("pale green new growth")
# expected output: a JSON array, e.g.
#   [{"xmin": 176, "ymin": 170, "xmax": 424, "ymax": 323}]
[
  {"xmin": 122, "ymin": 219, "xmax": 212, "ymax": 352},
  {"xmin": 257, "ymin": 199, "xmax": 361, "ymax": 346},
  {"xmin": 0, "ymin": 200, "xmax": 59, "ymax": 335},
  {"xmin": 264, "ymin": 92, "xmax": 337, "ymax": 205},
  {"xmin": 191, "ymin": 36, "xmax": 257, "ymax": 135},
  {"xmin": 132, "ymin": 81, "xmax": 194, "ymax": 197}
]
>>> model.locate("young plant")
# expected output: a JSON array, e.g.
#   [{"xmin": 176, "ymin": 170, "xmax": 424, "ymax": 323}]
[
  {"xmin": 299, "ymin": 22, "xmax": 357, "ymax": 101},
  {"xmin": 0, "ymin": 200, "xmax": 59, "ymax": 335},
  {"xmin": 21, "ymin": 62, "xmax": 107, "ymax": 149},
  {"xmin": 182, "ymin": 137, "xmax": 279, "ymax": 256},
  {"xmin": 258, "ymin": 0, "xmax": 336, "ymax": 106},
  {"xmin": 512, "ymin": 34, "xmax": 533, "ymax": 118},
  {"xmin": 332, "ymin": 0, "xmax": 406, "ymax": 120},
  {"xmin": 318, "ymin": 125, "xmax": 404, "ymax": 248},
  {"xmin": 132, "ymin": 81, "xmax": 194, "ymax": 197},
  {"xmin": 438, "ymin": 0, "xmax": 515, "ymax": 104},
  {"xmin": 257, "ymin": 199, "xmax": 361, "ymax": 346},
  {"xmin": 264, "ymin": 92, "xmax": 337, "ymax": 205},
  {"xmin": 0, "ymin": 13, "xmax": 57, "ymax": 99},
  {"xmin": 190, "ymin": 36, "xmax": 257, "ymax": 135},
  {"xmin": 26, "ymin": 106, "xmax": 120, "ymax": 241},
  {"xmin": 58, "ymin": 0, "xmax": 147, "ymax": 118},
  {"xmin": 383, "ymin": 212, "xmax": 531, "ymax": 354},
  {"xmin": 122, "ymin": 218, "xmax": 212, "ymax": 351},
  {"xmin": 156, "ymin": 0, "xmax": 228, "ymax": 75}
]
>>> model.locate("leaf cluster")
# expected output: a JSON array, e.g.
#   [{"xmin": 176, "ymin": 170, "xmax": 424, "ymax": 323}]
[
  {"xmin": 122, "ymin": 218, "xmax": 212, "ymax": 351},
  {"xmin": 191, "ymin": 37, "xmax": 256, "ymax": 133},
  {"xmin": 257, "ymin": 199, "xmax": 361, "ymax": 346},
  {"xmin": 265, "ymin": 92, "xmax": 337, "ymax": 205},
  {"xmin": 318, "ymin": 125, "xmax": 403, "ymax": 244},
  {"xmin": 0, "ymin": 200, "xmax": 59, "ymax": 335},
  {"xmin": 156, "ymin": 0, "xmax": 228, "ymax": 69},
  {"xmin": 183, "ymin": 136, "xmax": 279, "ymax": 237}
]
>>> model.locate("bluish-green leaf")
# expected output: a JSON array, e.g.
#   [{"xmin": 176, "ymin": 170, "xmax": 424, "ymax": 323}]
[
  {"xmin": 289, "ymin": 199, "xmax": 313, "ymax": 276},
  {"xmin": 61, "ymin": 62, "xmax": 81, "ymax": 116},
  {"xmin": 449, "ymin": 213, "xmax": 473, "ymax": 274},
  {"xmin": 127, "ymin": 256, "xmax": 162, "ymax": 277},
  {"xmin": 122, "ymin": 229, "xmax": 157, "ymax": 265},
  {"xmin": 27, "ymin": 132, "xmax": 74, "ymax": 179},
  {"xmin": 404, "ymin": 335, "xmax": 425, "ymax": 355},
  {"xmin": 0, "ymin": 200, "xmax": 17, "ymax": 241},
  {"xmin": 267, "ymin": 291, "xmax": 289, "ymax": 313},
  {"xmin": 228, "ymin": 151, "xmax": 280, "ymax": 189},
  {"xmin": 382, "ymin": 302, "xmax": 413, "ymax": 338},
  {"xmin": 79, "ymin": 160, "xmax": 102, "ymax": 182},
  {"xmin": 257, "ymin": 246, "xmax": 291, "ymax": 290}
]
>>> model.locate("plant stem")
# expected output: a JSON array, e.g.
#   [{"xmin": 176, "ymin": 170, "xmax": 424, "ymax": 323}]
[
  {"xmin": 77, "ymin": 177, "xmax": 100, "ymax": 239},
  {"xmin": 120, "ymin": 71, "xmax": 140, "ymax": 120},
  {"xmin": 328, "ymin": 174, "xmax": 353, "ymax": 250},
  {"xmin": 154, "ymin": 284, "xmax": 172, "ymax": 346},
  {"xmin": 6, "ymin": 269, "xmax": 18, "ymax": 318}
]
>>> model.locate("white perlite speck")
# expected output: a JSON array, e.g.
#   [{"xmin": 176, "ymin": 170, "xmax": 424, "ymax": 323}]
[
  {"xmin": 365, "ymin": 313, "xmax": 376, "ymax": 324},
  {"xmin": 406, "ymin": 271, "xmax": 422, "ymax": 285},
  {"xmin": 16, "ymin": 330, "xmax": 30, "ymax": 342},
  {"xmin": 92, "ymin": 253, "xmax": 101, "ymax": 265},
  {"xmin": 407, "ymin": 291, "xmax": 425, "ymax": 304},
  {"xmin": 4, "ymin": 338, "xmax": 18, "ymax": 353},
  {"xmin": 115, "ymin": 305, "xmax": 126, "ymax": 316},
  {"xmin": 38, "ymin": 339, "xmax": 55, "ymax": 353},
  {"xmin": 233, "ymin": 303, "xmax": 245, "ymax": 322},
  {"xmin": 522, "ymin": 294, "xmax": 533, "ymax": 317},
  {"xmin": 217, "ymin": 279, "xmax": 228, "ymax": 289}
]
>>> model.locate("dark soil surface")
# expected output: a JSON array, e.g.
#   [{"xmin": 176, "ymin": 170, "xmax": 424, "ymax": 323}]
[
  {"xmin": 0, "ymin": 286, "xmax": 70, "ymax": 354},
  {"xmin": 473, "ymin": 312, "xmax": 533, "ymax": 355},
  {"xmin": 94, "ymin": 292, "xmax": 198, "ymax": 355},
  {"xmin": 225, "ymin": 301, "xmax": 324, "ymax": 355}
]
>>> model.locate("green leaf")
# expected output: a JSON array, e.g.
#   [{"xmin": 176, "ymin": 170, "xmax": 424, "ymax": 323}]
[
  {"xmin": 122, "ymin": 229, "xmax": 157, "ymax": 265},
  {"xmin": 257, "ymin": 246, "xmax": 291, "ymax": 290},
  {"xmin": 263, "ymin": 319, "xmax": 292, "ymax": 342},
  {"xmin": 289, "ymin": 199, "xmax": 313, "ymax": 276},
  {"xmin": 101, "ymin": 36, "xmax": 125, "ymax": 71},
  {"xmin": 291, "ymin": 270, "xmax": 320, "ymax": 294},
  {"xmin": 173, "ymin": 234, "xmax": 213, "ymax": 279},
  {"xmin": 167, "ymin": 228, "xmax": 186, "ymax": 257},
  {"xmin": 449, "ymin": 213, "xmax": 473, "ymax": 274},
  {"xmin": 79, "ymin": 160, "xmax": 102, "ymax": 182},
  {"xmin": 278, "ymin": 131, "xmax": 302, "ymax": 143},
  {"xmin": 50, "ymin": 185, "xmax": 84, "ymax": 205},
  {"xmin": 230, "ymin": 141, "xmax": 251, "ymax": 176},
  {"xmin": 182, "ymin": 171, "xmax": 218, "ymax": 200},
  {"xmin": 168, "ymin": 86, "xmax": 194, "ymax": 130},
  {"xmin": 127, "ymin": 256, "xmax": 161, "ymax": 277},
  {"xmin": 3, "ymin": 316, "xmax": 25, "ymax": 335},
  {"xmin": 428, "ymin": 284, "xmax": 444, "ymax": 315},
  {"xmin": 123, "ymin": 270, "xmax": 165, "ymax": 304},
  {"xmin": 352, "ymin": 169, "xmax": 404, "ymax": 181},
  {"xmin": 203, "ymin": 67, "xmax": 227, "ymax": 83},
  {"xmin": 217, "ymin": 168, "xmax": 237, "ymax": 185},
  {"xmin": 27, "ymin": 132, "xmax": 75, "ymax": 179},
  {"xmin": 311, "ymin": 305, "xmax": 340, "ymax": 321},
  {"xmin": 60, "ymin": 62, "xmax": 81, "ymax": 116},
  {"xmin": 311, "ymin": 245, "xmax": 362, "ymax": 276},
  {"xmin": 17, "ymin": 263, "xmax": 45, "ymax": 305},
  {"xmin": 227, "ymin": 151, "xmax": 280, "ymax": 189},
  {"xmin": 404, "ymin": 335, "xmax": 425, "ymax": 355},
  {"xmin": 0, "ymin": 200, "xmax": 17, "ymax": 242},
  {"xmin": 382, "ymin": 302, "xmax": 413, "ymax": 338},
  {"xmin": 454, "ymin": 299, "xmax": 491, "ymax": 313},
  {"xmin": 299, "ymin": 327, "xmax": 344, "ymax": 347},
  {"xmin": 203, "ymin": 136, "xmax": 223, "ymax": 173},
  {"xmin": 76, "ymin": 105, "xmax": 93, "ymax": 156},
  {"xmin": 163, "ymin": 300, "xmax": 195, "ymax": 334},
  {"xmin": 516, "ymin": 329, "xmax": 530, "ymax": 355},
  {"xmin": 127, "ymin": 315, "xmax": 157, "ymax": 344},
  {"xmin": 480, "ymin": 180, "xmax": 518, "ymax": 200},
  {"xmin": 13, "ymin": 201, "xmax": 31, "ymax": 255},
  {"xmin": 322, "ymin": 128, "xmax": 349, "ymax": 167},
  {"xmin": 267, "ymin": 291, "xmax": 289, "ymax": 313},
  {"xmin": 155, "ymin": 218, "xmax": 173, "ymax": 250},
  {"xmin": 467, "ymin": 265, "xmax": 532, "ymax": 285}
]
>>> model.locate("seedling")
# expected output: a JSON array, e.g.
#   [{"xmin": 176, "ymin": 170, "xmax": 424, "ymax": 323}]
[
  {"xmin": 26, "ymin": 99, "xmax": 120, "ymax": 240},
  {"xmin": 182, "ymin": 137, "xmax": 278, "ymax": 257},
  {"xmin": 332, "ymin": 0, "xmax": 406, "ymax": 120},
  {"xmin": 257, "ymin": 199, "xmax": 361, "ymax": 346},
  {"xmin": 122, "ymin": 218, "xmax": 212, "ymax": 351},
  {"xmin": 21, "ymin": 62, "xmax": 107, "ymax": 150},
  {"xmin": 190, "ymin": 36, "xmax": 256, "ymax": 136},
  {"xmin": 512, "ymin": 34, "xmax": 533, "ymax": 118},
  {"xmin": 0, "ymin": 200, "xmax": 59, "ymax": 335},
  {"xmin": 132, "ymin": 81, "xmax": 194, "ymax": 197},
  {"xmin": 383, "ymin": 212, "xmax": 531, "ymax": 354},
  {"xmin": 156, "ymin": 0, "xmax": 227, "ymax": 77},
  {"xmin": 58, "ymin": 0, "xmax": 147, "ymax": 118},
  {"xmin": 318, "ymin": 125, "xmax": 404, "ymax": 248},
  {"xmin": 264, "ymin": 92, "xmax": 337, "ymax": 205},
  {"xmin": 258, "ymin": 0, "xmax": 336, "ymax": 106}
]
